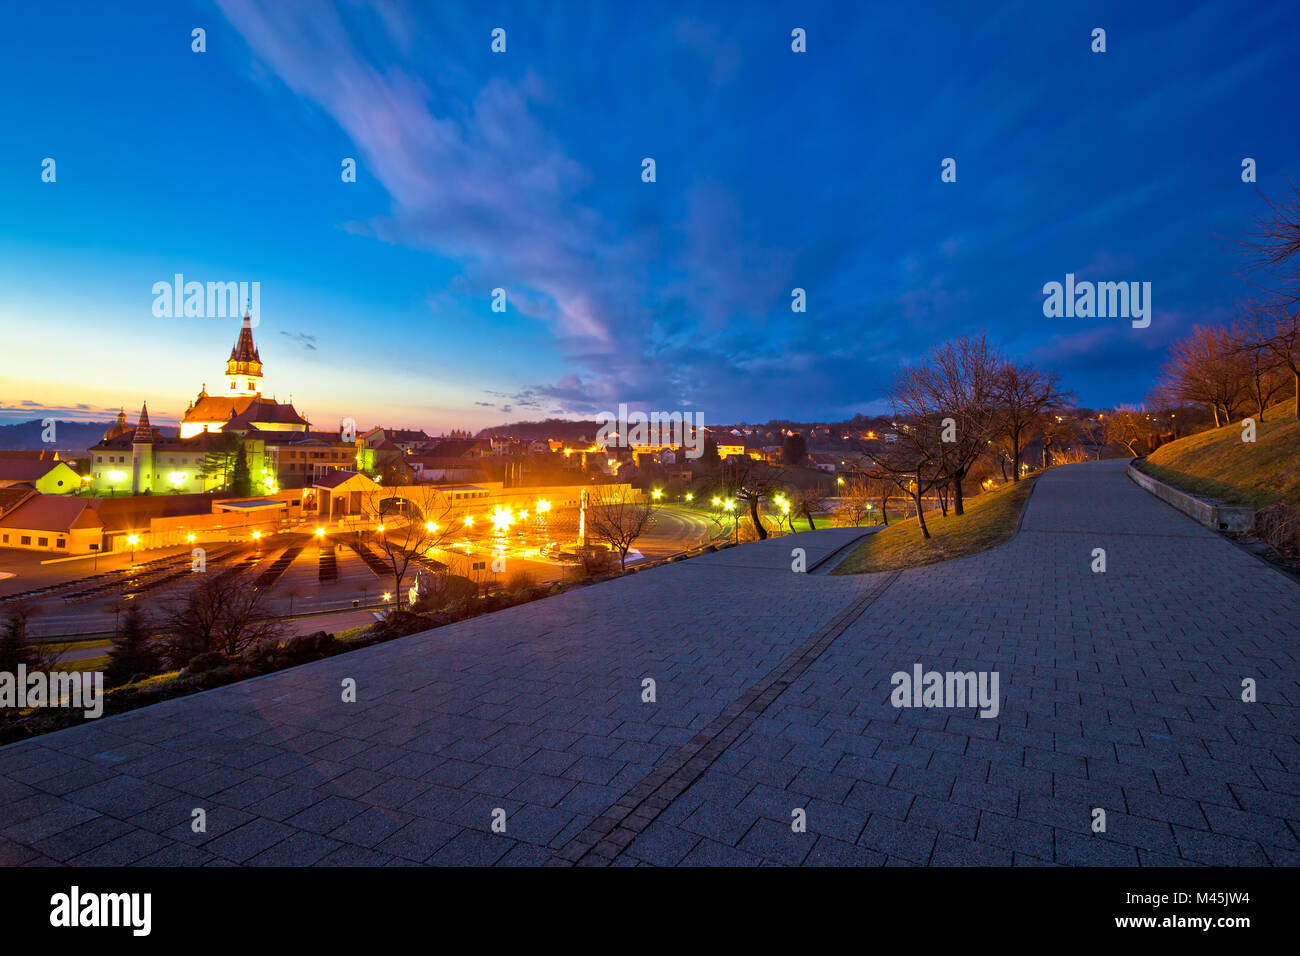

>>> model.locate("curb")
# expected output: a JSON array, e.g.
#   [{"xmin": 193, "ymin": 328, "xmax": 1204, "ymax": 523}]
[
  {"xmin": 807, "ymin": 529, "xmax": 875, "ymax": 574},
  {"xmin": 1126, "ymin": 460, "xmax": 1254, "ymax": 532}
]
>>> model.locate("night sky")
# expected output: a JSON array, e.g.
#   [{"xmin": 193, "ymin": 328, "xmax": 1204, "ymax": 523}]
[{"xmin": 2, "ymin": 0, "xmax": 1297, "ymax": 430}]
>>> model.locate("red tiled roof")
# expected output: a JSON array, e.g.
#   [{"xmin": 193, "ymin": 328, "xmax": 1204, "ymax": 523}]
[
  {"xmin": 0, "ymin": 450, "xmax": 60, "ymax": 461},
  {"xmin": 314, "ymin": 470, "xmax": 364, "ymax": 489},
  {"xmin": 0, "ymin": 487, "xmax": 36, "ymax": 515},
  {"xmin": 226, "ymin": 401, "xmax": 308, "ymax": 429},
  {"xmin": 182, "ymin": 394, "xmax": 257, "ymax": 423},
  {"xmin": 0, "ymin": 460, "xmax": 73, "ymax": 482},
  {"xmin": 0, "ymin": 496, "xmax": 101, "ymax": 533}
]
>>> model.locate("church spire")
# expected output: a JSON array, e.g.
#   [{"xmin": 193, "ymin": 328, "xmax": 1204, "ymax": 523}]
[
  {"xmin": 228, "ymin": 311, "xmax": 261, "ymax": 365},
  {"xmin": 225, "ymin": 311, "xmax": 264, "ymax": 395},
  {"xmin": 132, "ymin": 402, "xmax": 154, "ymax": 444}
]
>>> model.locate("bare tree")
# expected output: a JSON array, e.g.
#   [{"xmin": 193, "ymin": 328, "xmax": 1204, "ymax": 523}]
[
  {"xmin": 1241, "ymin": 298, "xmax": 1300, "ymax": 420},
  {"xmin": 1233, "ymin": 183, "xmax": 1300, "ymax": 418},
  {"xmin": 715, "ymin": 456, "xmax": 786, "ymax": 540},
  {"xmin": 995, "ymin": 363, "xmax": 1071, "ymax": 481},
  {"xmin": 935, "ymin": 338, "xmax": 1003, "ymax": 515},
  {"xmin": 834, "ymin": 472, "xmax": 874, "ymax": 527},
  {"xmin": 1038, "ymin": 414, "xmax": 1076, "ymax": 468},
  {"xmin": 161, "ymin": 573, "xmax": 286, "ymax": 664},
  {"xmin": 1233, "ymin": 314, "xmax": 1289, "ymax": 420},
  {"xmin": 859, "ymin": 417, "xmax": 948, "ymax": 540},
  {"xmin": 586, "ymin": 487, "xmax": 657, "ymax": 571},
  {"xmin": 865, "ymin": 474, "xmax": 899, "ymax": 525},
  {"xmin": 1103, "ymin": 409, "xmax": 1154, "ymax": 458},
  {"xmin": 358, "ymin": 484, "xmax": 459, "ymax": 609},
  {"xmin": 1153, "ymin": 325, "xmax": 1248, "ymax": 426},
  {"xmin": 856, "ymin": 335, "xmax": 1001, "ymax": 536},
  {"xmin": 793, "ymin": 484, "xmax": 824, "ymax": 531},
  {"xmin": 1236, "ymin": 181, "xmax": 1300, "ymax": 294}
]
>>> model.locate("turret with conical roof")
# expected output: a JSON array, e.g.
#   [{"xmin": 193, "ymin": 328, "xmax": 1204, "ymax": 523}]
[
  {"xmin": 131, "ymin": 402, "xmax": 155, "ymax": 495},
  {"xmin": 132, "ymin": 402, "xmax": 155, "ymax": 444}
]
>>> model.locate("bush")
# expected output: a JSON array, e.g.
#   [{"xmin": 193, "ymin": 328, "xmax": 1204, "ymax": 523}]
[
  {"xmin": 281, "ymin": 630, "xmax": 336, "ymax": 663},
  {"xmin": 178, "ymin": 650, "xmax": 226, "ymax": 678},
  {"xmin": 504, "ymin": 569, "xmax": 535, "ymax": 593},
  {"xmin": 362, "ymin": 610, "xmax": 437, "ymax": 642},
  {"xmin": 409, "ymin": 573, "xmax": 477, "ymax": 612},
  {"xmin": 1255, "ymin": 503, "xmax": 1300, "ymax": 556},
  {"xmin": 577, "ymin": 546, "xmax": 615, "ymax": 575}
]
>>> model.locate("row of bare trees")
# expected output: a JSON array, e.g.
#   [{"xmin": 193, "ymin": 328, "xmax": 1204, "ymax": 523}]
[
  {"xmin": 1154, "ymin": 308, "xmax": 1298, "ymax": 426},
  {"xmin": 858, "ymin": 334, "xmax": 1071, "ymax": 538}
]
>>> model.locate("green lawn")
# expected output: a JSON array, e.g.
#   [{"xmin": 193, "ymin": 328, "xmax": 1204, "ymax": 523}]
[
  {"xmin": 1141, "ymin": 402, "xmax": 1300, "ymax": 508},
  {"xmin": 832, "ymin": 476, "xmax": 1038, "ymax": 574}
]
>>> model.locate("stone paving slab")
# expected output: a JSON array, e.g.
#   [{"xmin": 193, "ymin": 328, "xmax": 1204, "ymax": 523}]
[
  {"xmin": 2, "ymin": 461, "xmax": 1296, "ymax": 866},
  {"xmin": 0, "ymin": 528, "xmax": 874, "ymax": 865},
  {"xmin": 626, "ymin": 461, "xmax": 1300, "ymax": 865}
]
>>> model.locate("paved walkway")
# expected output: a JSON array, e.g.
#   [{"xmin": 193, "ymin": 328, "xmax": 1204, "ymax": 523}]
[{"xmin": 1, "ymin": 461, "xmax": 1296, "ymax": 866}]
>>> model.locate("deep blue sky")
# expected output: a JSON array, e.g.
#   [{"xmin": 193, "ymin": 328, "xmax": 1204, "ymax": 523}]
[{"xmin": 1, "ymin": 0, "xmax": 1297, "ymax": 431}]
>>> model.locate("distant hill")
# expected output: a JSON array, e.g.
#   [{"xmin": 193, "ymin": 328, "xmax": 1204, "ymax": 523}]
[
  {"xmin": 0, "ymin": 419, "xmax": 178, "ymax": 455},
  {"xmin": 474, "ymin": 416, "xmax": 901, "ymax": 443},
  {"xmin": 476, "ymin": 419, "xmax": 601, "ymax": 442}
]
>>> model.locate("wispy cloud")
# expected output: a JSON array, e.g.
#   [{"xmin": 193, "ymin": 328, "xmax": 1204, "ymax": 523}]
[{"xmin": 280, "ymin": 330, "xmax": 318, "ymax": 351}]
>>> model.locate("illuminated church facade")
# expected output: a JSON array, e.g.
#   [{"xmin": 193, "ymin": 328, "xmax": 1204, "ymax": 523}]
[
  {"xmin": 88, "ymin": 315, "xmax": 347, "ymax": 496},
  {"xmin": 178, "ymin": 313, "xmax": 310, "ymax": 438}
]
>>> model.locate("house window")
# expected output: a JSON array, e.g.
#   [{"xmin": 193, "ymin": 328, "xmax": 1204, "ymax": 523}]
[
  {"xmin": 56, "ymin": 538, "xmax": 66, "ymax": 548},
  {"xmin": 38, "ymin": 537, "xmax": 48, "ymax": 547},
  {"xmin": 20, "ymin": 536, "xmax": 31, "ymax": 545},
  {"xmin": 1, "ymin": 535, "xmax": 7, "ymax": 543}
]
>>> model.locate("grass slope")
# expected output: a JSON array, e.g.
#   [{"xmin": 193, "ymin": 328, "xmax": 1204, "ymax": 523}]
[
  {"xmin": 1141, "ymin": 401, "xmax": 1300, "ymax": 508},
  {"xmin": 832, "ymin": 476, "xmax": 1037, "ymax": 574}
]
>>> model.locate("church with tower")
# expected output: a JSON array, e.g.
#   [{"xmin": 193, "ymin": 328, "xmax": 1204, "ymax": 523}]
[
  {"xmin": 88, "ymin": 314, "xmax": 335, "ymax": 496},
  {"xmin": 179, "ymin": 312, "xmax": 310, "ymax": 438}
]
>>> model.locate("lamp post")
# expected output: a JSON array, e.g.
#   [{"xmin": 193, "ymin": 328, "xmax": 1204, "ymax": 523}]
[{"xmin": 579, "ymin": 488, "xmax": 589, "ymax": 548}]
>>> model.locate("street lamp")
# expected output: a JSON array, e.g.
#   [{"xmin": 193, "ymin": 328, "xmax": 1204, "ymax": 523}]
[
  {"xmin": 651, "ymin": 488, "xmax": 663, "ymax": 501},
  {"xmin": 126, "ymin": 533, "xmax": 139, "ymax": 562},
  {"xmin": 491, "ymin": 506, "xmax": 514, "ymax": 533}
]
